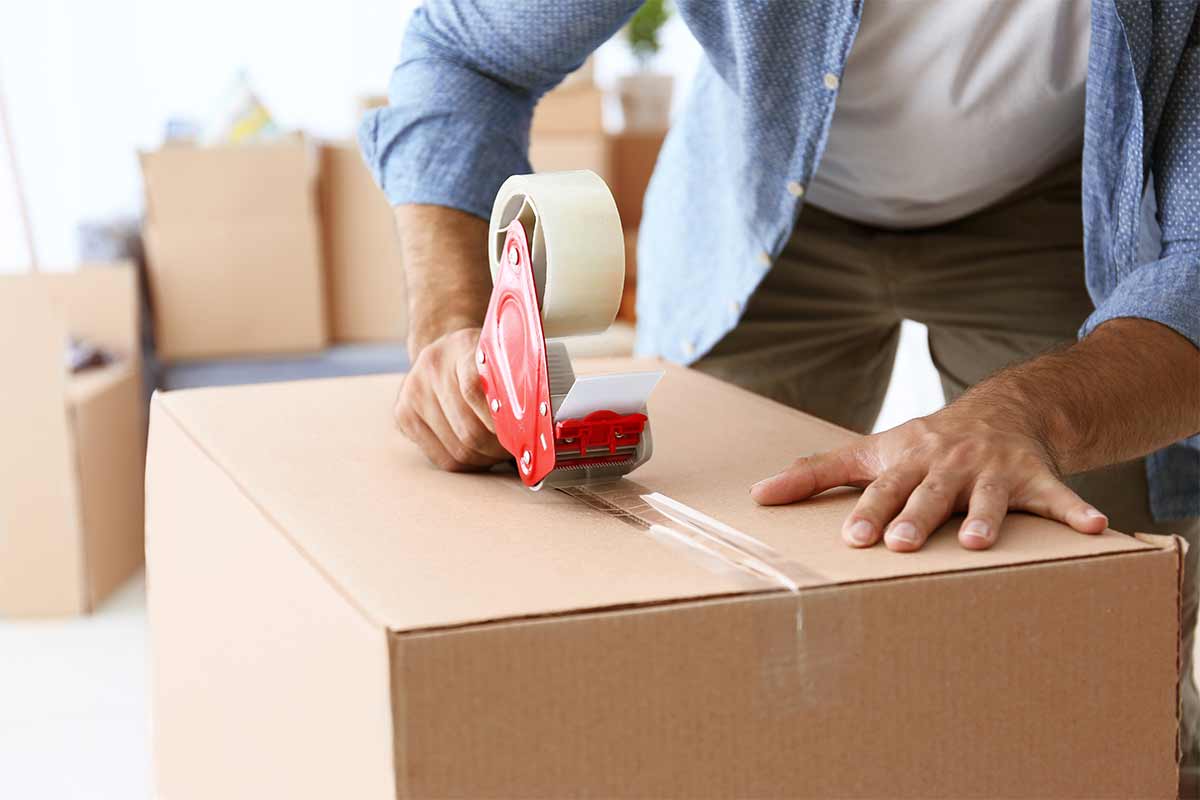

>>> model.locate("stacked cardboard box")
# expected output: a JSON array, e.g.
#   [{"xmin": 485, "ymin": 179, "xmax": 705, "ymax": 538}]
[
  {"xmin": 319, "ymin": 142, "xmax": 407, "ymax": 343},
  {"xmin": 147, "ymin": 361, "xmax": 1180, "ymax": 797},
  {"xmin": 529, "ymin": 76, "xmax": 610, "ymax": 182},
  {"xmin": 0, "ymin": 264, "xmax": 146, "ymax": 616},
  {"xmin": 141, "ymin": 139, "xmax": 329, "ymax": 361}
]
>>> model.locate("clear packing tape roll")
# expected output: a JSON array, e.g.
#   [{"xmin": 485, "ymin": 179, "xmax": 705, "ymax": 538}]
[{"xmin": 488, "ymin": 170, "xmax": 624, "ymax": 339}]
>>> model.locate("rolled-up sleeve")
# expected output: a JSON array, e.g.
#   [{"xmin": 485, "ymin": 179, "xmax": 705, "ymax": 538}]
[
  {"xmin": 358, "ymin": 1, "xmax": 639, "ymax": 219},
  {"xmin": 1082, "ymin": 15, "xmax": 1200, "ymax": 347}
]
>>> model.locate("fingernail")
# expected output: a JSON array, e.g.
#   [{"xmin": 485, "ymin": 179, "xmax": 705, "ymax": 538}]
[
  {"xmin": 750, "ymin": 475, "xmax": 777, "ymax": 493},
  {"xmin": 844, "ymin": 519, "xmax": 874, "ymax": 545},
  {"xmin": 886, "ymin": 521, "xmax": 920, "ymax": 544},
  {"xmin": 962, "ymin": 519, "xmax": 991, "ymax": 542},
  {"xmin": 1084, "ymin": 507, "xmax": 1107, "ymax": 520}
]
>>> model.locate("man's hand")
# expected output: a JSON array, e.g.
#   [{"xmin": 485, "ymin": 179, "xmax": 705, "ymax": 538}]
[
  {"xmin": 750, "ymin": 406, "xmax": 1107, "ymax": 551},
  {"xmin": 392, "ymin": 204, "xmax": 509, "ymax": 471},
  {"xmin": 394, "ymin": 327, "xmax": 509, "ymax": 471},
  {"xmin": 751, "ymin": 318, "xmax": 1200, "ymax": 552}
]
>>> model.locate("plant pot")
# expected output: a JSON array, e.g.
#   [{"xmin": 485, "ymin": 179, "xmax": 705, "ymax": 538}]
[{"xmin": 616, "ymin": 73, "xmax": 674, "ymax": 132}]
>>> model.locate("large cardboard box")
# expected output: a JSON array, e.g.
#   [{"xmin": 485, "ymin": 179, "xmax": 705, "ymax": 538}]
[
  {"xmin": 146, "ymin": 362, "xmax": 1181, "ymax": 798},
  {"xmin": 140, "ymin": 139, "xmax": 328, "ymax": 361},
  {"xmin": 0, "ymin": 265, "xmax": 146, "ymax": 617},
  {"xmin": 319, "ymin": 142, "xmax": 407, "ymax": 343}
]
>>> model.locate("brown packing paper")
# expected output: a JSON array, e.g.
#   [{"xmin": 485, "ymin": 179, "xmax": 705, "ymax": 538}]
[{"xmin": 147, "ymin": 361, "xmax": 1180, "ymax": 797}]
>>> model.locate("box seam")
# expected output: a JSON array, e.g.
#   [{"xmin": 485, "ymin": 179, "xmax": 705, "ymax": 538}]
[
  {"xmin": 154, "ymin": 394, "xmax": 382, "ymax": 628},
  {"xmin": 393, "ymin": 544, "xmax": 1169, "ymax": 638}
]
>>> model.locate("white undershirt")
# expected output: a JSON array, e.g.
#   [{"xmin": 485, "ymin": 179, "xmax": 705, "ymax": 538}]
[{"xmin": 805, "ymin": 0, "xmax": 1091, "ymax": 229}]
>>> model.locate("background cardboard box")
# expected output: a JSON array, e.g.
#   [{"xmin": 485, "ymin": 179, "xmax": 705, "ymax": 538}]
[
  {"xmin": 531, "ymin": 86, "xmax": 604, "ymax": 135},
  {"xmin": 0, "ymin": 265, "xmax": 145, "ymax": 617},
  {"xmin": 319, "ymin": 142, "xmax": 407, "ymax": 343},
  {"xmin": 529, "ymin": 133, "xmax": 613, "ymax": 185},
  {"xmin": 140, "ymin": 139, "xmax": 328, "ymax": 361},
  {"xmin": 611, "ymin": 130, "xmax": 665, "ymax": 230},
  {"xmin": 146, "ymin": 362, "xmax": 1180, "ymax": 798}
]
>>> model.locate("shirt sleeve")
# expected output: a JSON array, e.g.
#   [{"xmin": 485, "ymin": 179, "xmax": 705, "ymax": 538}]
[
  {"xmin": 1081, "ymin": 14, "xmax": 1200, "ymax": 347},
  {"xmin": 358, "ymin": 1, "xmax": 641, "ymax": 220}
]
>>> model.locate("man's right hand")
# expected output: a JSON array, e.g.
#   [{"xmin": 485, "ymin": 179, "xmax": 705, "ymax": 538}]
[{"xmin": 394, "ymin": 327, "xmax": 510, "ymax": 471}]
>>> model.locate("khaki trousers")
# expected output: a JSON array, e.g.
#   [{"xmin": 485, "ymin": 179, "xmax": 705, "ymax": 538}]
[{"xmin": 695, "ymin": 159, "xmax": 1200, "ymax": 775}]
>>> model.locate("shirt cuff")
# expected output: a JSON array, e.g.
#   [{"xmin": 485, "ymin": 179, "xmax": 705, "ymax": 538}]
[
  {"xmin": 357, "ymin": 58, "xmax": 534, "ymax": 220},
  {"xmin": 1079, "ymin": 251, "xmax": 1200, "ymax": 348}
]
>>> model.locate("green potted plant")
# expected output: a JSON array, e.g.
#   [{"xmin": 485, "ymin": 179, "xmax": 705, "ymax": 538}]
[{"xmin": 617, "ymin": 0, "xmax": 674, "ymax": 131}]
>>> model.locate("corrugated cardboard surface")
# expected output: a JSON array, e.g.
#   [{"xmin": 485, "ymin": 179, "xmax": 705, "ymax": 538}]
[
  {"xmin": 148, "ymin": 361, "xmax": 1180, "ymax": 796},
  {"xmin": 319, "ymin": 142, "xmax": 406, "ymax": 343},
  {"xmin": 147, "ymin": 410, "xmax": 395, "ymax": 799},
  {"xmin": 141, "ymin": 140, "xmax": 328, "ymax": 361},
  {"xmin": 153, "ymin": 363, "xmax": 1154, "ymax": 631},
  {"xmin": 396, "ymin": 550, "xmax": 1178, "ymax": 797},
  {"xmin": 0, "ymin": 266, "xmax": 145, "ymax": 616}
]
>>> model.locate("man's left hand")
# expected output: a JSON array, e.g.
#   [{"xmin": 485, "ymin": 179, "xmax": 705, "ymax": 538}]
[{"xmin": 749, "ymin": 401, "xmax": 1108, "ymax": 552}]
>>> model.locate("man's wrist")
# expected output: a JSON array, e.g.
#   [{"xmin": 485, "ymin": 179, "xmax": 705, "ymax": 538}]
[{"xmin": 407, "ymin": 313, "xmax": 483, "ymax": 357}]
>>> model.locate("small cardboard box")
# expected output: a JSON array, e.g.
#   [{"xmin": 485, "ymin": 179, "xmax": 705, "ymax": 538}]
[
  {"xmin": 0, "ymin": 265, "xmax": 145, "ymax": 617},
  {"xmin": 532, "ymin": 86, "xmax": 604, "ymax": 135},
  {"xmin": 529, "ymin": 133, "xmax": 612, "ymax": 184},
  {"xmin": 611, "ymin": 130, "xmax": 666, "ymax": 230},
  {"xmin": 146, "ymin": 362, "xmax": 1180, "ymax": 797},
  {"xmin": 140, "ymin": 139, "xmax": 328, "ymax": 361},
  {"xmin": 319, "ymin": 142, "xmax": 407, "ymax": 343}
]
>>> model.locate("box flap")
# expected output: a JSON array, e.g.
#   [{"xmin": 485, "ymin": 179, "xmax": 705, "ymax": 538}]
[
  {"xmin": 154, "ymin": 361, "xmax": 1152, "ymax": 632},
  {"xmin": 42, "ymin": 263, "xmax": 139, "ymax": 356},
  {"xmin": 140, "ymin": 139, "xmax": 316, "ymax": 224}
]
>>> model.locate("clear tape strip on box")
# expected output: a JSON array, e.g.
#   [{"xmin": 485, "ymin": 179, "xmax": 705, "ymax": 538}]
[{"xmin": 557, "ymin": 480, "xmax": 823, "ymax": 593}]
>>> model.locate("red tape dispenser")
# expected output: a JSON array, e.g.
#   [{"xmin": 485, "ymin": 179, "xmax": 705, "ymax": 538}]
[{"xmin": 476, "ymin": 171, "xmax": 659, "ymax": 490}]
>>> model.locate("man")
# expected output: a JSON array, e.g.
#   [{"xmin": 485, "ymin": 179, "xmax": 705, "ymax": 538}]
[{"xmin": 361, "ymin": 0, "xmax": 1200, "ymax": 785}]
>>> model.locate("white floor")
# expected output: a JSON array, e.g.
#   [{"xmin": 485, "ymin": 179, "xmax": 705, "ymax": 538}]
[
  {"xmin": 0, "ymin": 574, "xmax": 151, "ymax": 799},
  {"xmin": 0, "ymin": 321, "xmax": 943, "ymax": 800}
]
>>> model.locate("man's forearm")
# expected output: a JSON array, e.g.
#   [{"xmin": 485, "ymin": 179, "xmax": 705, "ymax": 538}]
[
  {"xmin": 958, "ymin": 317, "xmax": 1200, "ymax": 475},
  {"xmin": 396, "ymin": 204, "xmax": 492, "ymax": 355}
]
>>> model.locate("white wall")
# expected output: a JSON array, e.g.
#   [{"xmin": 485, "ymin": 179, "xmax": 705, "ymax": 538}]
[
  {"xmin": 0, "ymin": 1, "xmax": 704, "ymax": 274},
  {"xmin": 0, "ymin": 0, "xmax": 425, "ymax": 272}
]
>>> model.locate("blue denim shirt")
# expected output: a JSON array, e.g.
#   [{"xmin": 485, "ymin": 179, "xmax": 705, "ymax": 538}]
[{"xmin": 360, "ymin": 0, "xmax": 1200, "ymax": 520}]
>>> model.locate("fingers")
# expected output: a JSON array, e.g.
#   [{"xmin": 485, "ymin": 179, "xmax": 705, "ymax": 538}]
[
  {"xmin": 881, "ymin": 472, "xmax": 964, "ymax": 552},
  {"xmin": 394, "ymin": 410, "xmax": 460, "ymax": 472},
  {"xmin": 958, "ymin": 478, "xmax": 1009, "ymax": 550},
  {"xmin": 394, "ymin": 333, "xmax": 510, "ymax": 470},
  {"xmin": 441, "ymin": 362, "xmax": 508, "ymax": 461},
  {"xmin": 751, "ymin": 447, "xmax": 866, "ymax": 506},
  {"xmin": 841, "ymin": 469, "xmax": 923, "ymax": 548},
  {"xmin": 1016, "ymin": 474, "xmax": 1108, "ymax": 534},
  {"xmin": 455, "ymin": 346, "xmax": 496, "ymax": 435}
]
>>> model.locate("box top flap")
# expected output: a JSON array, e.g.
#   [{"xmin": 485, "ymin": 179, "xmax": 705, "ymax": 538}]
[
  {"xmin": 141, "ymin": 138, "xmax": 316, "ymax": 224},
  {"xmin": 155, "ymin": 360, "xmax": 1152, "ymax": 632},
  {"xmin": 42, "ymin": 264, "xmax": 139, "ymax": 356}
]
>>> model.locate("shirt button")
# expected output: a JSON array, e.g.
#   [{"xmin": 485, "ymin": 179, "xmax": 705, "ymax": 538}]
[
  {"xmin": 756, "ymin": 251, "xmax": 772, "ymax": 268},
  {"xmin": 728, "ymin": 299, "xmax": 742, "ymax": 315},
  {"xmin": 786, "ymin": 180, "xmax": 805, "ymax": 198},
  {"xmin": 823, "ymin": 72, "xmax": 840, "ymax": 91},
  {"xmin": 681, "ymin": 339, "xmax": 696, "ymax": 357}
]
